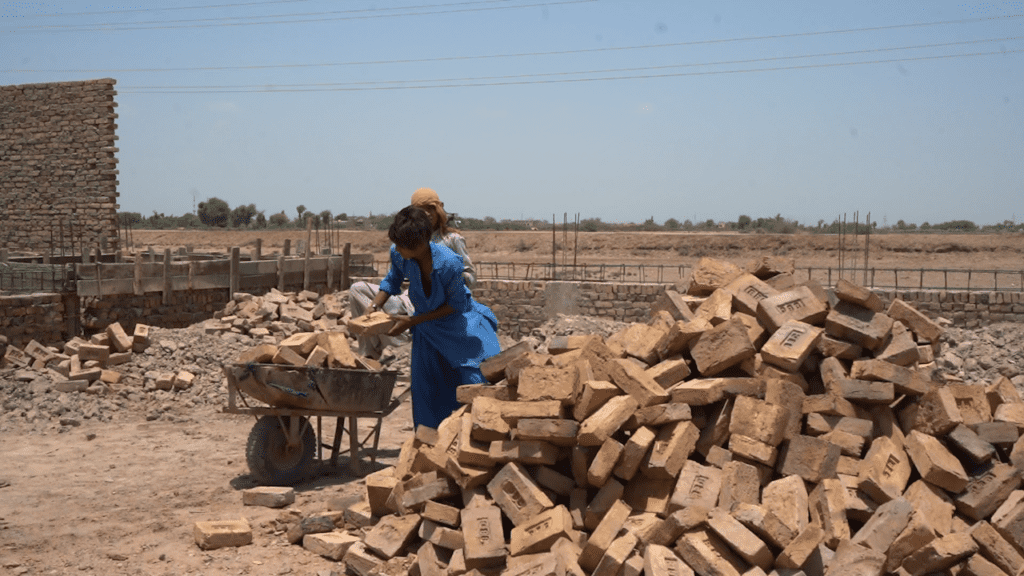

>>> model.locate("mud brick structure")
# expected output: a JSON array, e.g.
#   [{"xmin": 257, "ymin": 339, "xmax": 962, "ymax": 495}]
[{"xmin": 0, "ymin": 79, "xmax": 120, "ymax": 253}]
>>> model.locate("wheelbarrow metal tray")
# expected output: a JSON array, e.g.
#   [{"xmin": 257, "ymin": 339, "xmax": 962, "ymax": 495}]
[{"xmin": 225, "ymin": 363, "xmax": 398, "ymax": 413}]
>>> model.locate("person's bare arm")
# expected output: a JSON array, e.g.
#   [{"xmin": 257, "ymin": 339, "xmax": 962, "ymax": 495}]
[{"xmin": 387, "ymin": 304, "xmax": 454, "ymax": 336}]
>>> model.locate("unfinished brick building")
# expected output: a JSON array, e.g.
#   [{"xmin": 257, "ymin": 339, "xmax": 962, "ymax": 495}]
[{"xmin": 0, "ymin": 78, "xmax": 120, "ymax": 254}]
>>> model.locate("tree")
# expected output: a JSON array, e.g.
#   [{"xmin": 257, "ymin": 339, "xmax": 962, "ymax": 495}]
[
  {"xmin": 118, "ymin": 212, "xmax": 143, "ymax": 227},
  {"xmin": 254, "ymin": 211, "xmax": 267, "ymax": 228},
  {"xmin": 664, "ymin": 218, "xmax": 680, "ymax": 230},
  {"xmin": 269, "ymin": 211, "xmax": 290, "ymax": 227},
  {"xmin": 198, "ymin": 197, "xmax": 230, "ymax": 228},
  {"xmin": 319, "ymin": 210, "xmax": 333, "ymax": 226},
  {"xmin": 737, "ymin": 215, "xmax": 752, "ymax": 230},
  {"xmin": 230, "ymin": 203, "xmax": 258, "ymax": 228},
  {"xmin": 296, "ymin": 205, "xmax": 306, "ymax": 220}
]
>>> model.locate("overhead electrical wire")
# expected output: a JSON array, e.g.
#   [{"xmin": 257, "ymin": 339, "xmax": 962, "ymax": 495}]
[
  {"xmin": 117, "ymin": 36, "xmax": 1023, "ymax": 90},
  {"xmin": 6, "ymin": 13, "xmax": 1022, "ymax": 72},
  {"xmin": 1, "ymin": 0, "xmax": 596, "ymax": 31},
  {"xmin": 117, "ymin": 48, "xmax": 1024, "ymax": 93},
  {"xmin": 5, "ymin": 0, "xmax": 316, "ymax": 18}
]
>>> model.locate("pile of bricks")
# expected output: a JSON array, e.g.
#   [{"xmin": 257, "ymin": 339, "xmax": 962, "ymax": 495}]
[
  {"xmin": 206, "ymin": 288, "xmax": 348, "ymax": 339},
  {"xmin": 0, "ymin": 320, "xmax": 158, "ymax": 393},
  {"xmin": 273, "ymin": 257, "xmax": 1024, "ymax": 576}
]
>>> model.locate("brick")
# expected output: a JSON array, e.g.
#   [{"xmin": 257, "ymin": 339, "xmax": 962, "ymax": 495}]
[
  {"xmin": 762, "ymin": 475, "xmax": 809, "ymax": 535},
  {"xmin": 958, "ymin": 554, "xmax": 1011, "ymax": 576},
  {"xmin": 992, "ymin": 498, "xmax": 1024, "ymax": 556},
  {"xmin": 987, "ymin": 376, "xmax": 1023, "ymax": 414},
  {"xmin": 419, "ymin": 518, "xmax": 465, "ymax": 549},
  {"xmin": 401, "ymin": 477, "xmax": 458, "ymax": 512},
  {"xmin": 493, "ymin": 400, "xmax": 564, "ymax": 425},
  {"xmin": 652, "ymin": 289, "xmax": 698, "ymax": 322},
  {"xmin": 365, "ymin": 467, "xmax": 397, "ymax": 517},
  {"xmin": 416, "ymin": 542, "xmax": 445, "ymax": 576},
  {"xmin": 774, "ymin": 524, "xmax": 824, "ymax": 570},
  {"xmin": 694, "ymin": 397, "xmax": 734, "ymax": 458},
  {"xmin": 850, "ymin": 496, "xmax": 913, "ymax": 552},
  {"xmin": 972, "ymin": 422, "xmax": 1021, "ymax": 448},
  {"xmin": 471, "ymin": 396, "xmax": 511, "ymax": 441},
  {"xmin": 656, "ymin": 318, "xmax": 712, "ymax": 359},
  {"xmin": 876, "ymin": 321, "xmax": 921, "ymax": 366},
  {"xmin": 279, "ymin": 331, "xmax": 320, "ymax": 356},
  {"xmin": 903, "ymin": 480, "xmax": 955, "ymax": 536},
  {"xmin": 734, "ymin": 311, "xmax": 768, "ymax": 349},
  {"xmin": 904, "ymin": 430, "xmax": 969, "ymax": 493},
  {"xmin": 303, "ymin": 531, "xmax": 360, "ymax": 560},
  {"xmin": 421, "ymin": 500, "xmax": 460, "ymax": 527},
  {"xmin": 764, "ymin": 378, "xmax": 806, "ymax": 441},
  {"xmin": 825, "ymin": 300, "xmax": 894, "ymax": 351},
  {"xmin": 461, "ymin": 505, "xmax": 506, "ymax": 569},
  {"xmin": 802, "ymin": 393, "xmax": 859, "ymax": 418},
  {"xmin": 607, "ymin": 357, "xmax": 671, "ymax": 407},
  {"xmin": 242, "ymin": 486, "xmax": 294, "ymax": 508},
  {"xmin": 487, "ymin": 462, "xmax": 553, "ymax": 525},
  {"xmin": 858, "ymin": 436, "xmax": 912, "ymax": 503},
  {"xmin": 669, "ymin": 460, "xmax": 722, "ymax": 513},
  {"xmin": 949, "ymin": 384, "xmax": 994, "ymax": 426},
  {"xmin": 508, "ymin": 504, "xmax": 573, "ymax": 556},
  {"xmin": 553, "ymin": 538, "xmax": 587, "ymax": 576},
  {"xmin": 642, "ymin": 420, "xmax": 700, "ymax": 479},
  {"xmin": 347, "ymin": 310, "xmax": 395, "ymax": 335},
  {"xmin": 580, "ymin": 500, "xmax": 632, "ymax": 572},
  {"xmin": 237, "ymin": 343, "xmax": 277, "ymax": 364},
  {"xmin": 513, "ymin": 418, "xmax": 579, "ymax": 447},
  {"xmin": 623, "ymin": 477, "xmax": 674, "ymax": 516},
  {"xmin": 883, "ymin": 511, "xmax": 938, "ymax": 573},
  {"xmin": 645, "ymin": 543, "xmax": 696, "ymax": 576},
  {"xmin": 730, "ymin": 502, "xmax": 796, "ymax": 550},
  {"xmin": 694, "ymin": 288, "xmax": 734, "ymax": 326},
  {"xmin": 624, "ymin": 324, "xmax": 669, "ymax": 366},
  {"xmin": 343, "ymin": 542, "xmax": 382, "ymax": 576},
  {"xmin": 317, "ymin": 331, "xmax": 357, "ymax": 368},
  {"xmin": 809, "ymin": 478, "xmax": 850, "ymax": 548},
  {"xmin": 77, "ymin": 343, "xmax": 110, "ymax": 362},
  {"xmin": 518, "ymin": 365, "xmax": 577, "ymax": 405},
  {"xmin": 614, "ymin": 426, "xmax": 657, "ymax": 481},
  {"xmin": 777, "ymin": 435, "xmax": 840, "ymax": 483},
  {"xmin": 640, "ymin": 506, "xmax": 708, "ymax": 548},
  {"xmin": 592, "ymin": 533, "xmax": 639, "ymax": 576},
  {"xmin": 585, "ymin": 478, "xmax": 625, "ymax": 530},
  {"xmin": 364, "ymin": 513, "xmax": 421, "ymax": 558},
  {"xmin": 675, "ymin": 529, "xmax": 746, "ymax": 576},
  {"xmin": 901, "ymin": 532, "xmax": 978, "ymax": 576},
  {"xmin": 850, "ymin": 358, "xmax": 931, "ymax": 396},
  {"xmin": 835, "ymin": 278, "xmax": 884, "ymax": 311},
  {"xmin": 573, "ymin": 379, "xmax": 621, "ymax": 421},
  {"xmin": 955, "ymin": 463, "xmax": 1023, "ymax": 521},
  {"xmin": 271, "ymin": 345, "xmax": 305, "ymax": 366},
  {"xmin": 670, "ymin": 377, "xmax": 762, "ymax": 406},
  {"xmin": 687, "ymin": 257, "xmax": 745, "ymax": 296},
  {"xmin": 728, "ymin": 434, "xmax": 778, "ymax": 467},
  {"xmin": 730, "ymin": 395, "xmax": 788, "ymax": 446},
  {"xmin": 995, "ymin": 403, "xmax": 1024, "ymax": 431},
  {"xmin": 533, "ymin": 466, "xmax": 575, "ymax": 497},
  {"xmin": 838, "ymin": 378, "xmax": 895, "ymax": 405},
  {"xmin": 902, "ymin": 387, "xmax": 963, "ymax": 436},
  {"xmin": 578, "ymin": 394, "xmax": 639, "ymax": 446},
  {"xmin": 645, "ymin": 357, "xmax": 691, "ymax": 389},
  {"xmin": 817, "ymin": 333, "xmax": 864, "ymax": 360},
  {"xmin": 193, "ymin": 519, "xmax": 252, "ymax": 550},
  {"xmin": 888, "ymin": 298, "xmax": 943, "ymax": 343},
  {"xmin": 625, "ymin": 402, "xmax": 692, "ymax": 429},
  {"xmin": 689, "ymin": 316, "xmax": 757, "ymax": 377},
  {"xmin": 506, "ymin": 553, "xmax": 561, "ymax": 576},
  {"xmin": 755, "ymin": 286, "xmax": 827, "ymax": 333},
  {"xmin": 588, "ymin": 437, "xmax": 624, "ymax": 487},
  {"xmin": 725, "ymin": 273, "xmax": 779, "ymax": 317},
  {"xmin": 827, "ymin": 540, "xmax": 886, "ymax": 576},
  {"xmin": 761, "ymin": 320, "xmax": 823, "ymax": 373},
  {"xmin": 706, "ymin": 507, "xmax": 772, "ymax": 570},
  {"xmin": 970, "ymin": 520, "xmax": 1024, "ymax": 576}
]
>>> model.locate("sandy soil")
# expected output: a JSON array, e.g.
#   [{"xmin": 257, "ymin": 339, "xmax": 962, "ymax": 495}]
[{"xmin": 0, "ymin": 400, "xmax": 415, "ymax": 575}]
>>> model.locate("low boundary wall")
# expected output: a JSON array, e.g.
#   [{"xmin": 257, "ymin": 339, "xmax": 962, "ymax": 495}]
[{"xmin": 2, "ymin": 279, "xmax": 1023, "ymax": 348}]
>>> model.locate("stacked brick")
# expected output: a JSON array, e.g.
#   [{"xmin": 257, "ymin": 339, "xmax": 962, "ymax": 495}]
[
  {"xmin": 282, "ymin": 256, "xmax": 1024, "ymax": 576},
  {"xmin": 1, "ymin": 320, "xmax": 155, "ymax": 392},
  {"xmin": 0, "ymin": 293, "xmax": 69, "ymax": 347},
  {"xmin": 0, "ymin": 79, "xmax": 120, "ymax": 253}
]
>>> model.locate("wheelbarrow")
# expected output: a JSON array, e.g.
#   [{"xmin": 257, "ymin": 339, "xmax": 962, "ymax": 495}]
[{"xmin": 222, "ymin": 363, "xmax": 408, "ymax": 485}]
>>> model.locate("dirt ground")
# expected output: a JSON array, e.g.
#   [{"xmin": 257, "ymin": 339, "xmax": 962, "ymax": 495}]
[
  {"xmin": 0, "ymin": 394, "xmax": 416, "ymax": 576},
  {"xmin": 3, "ymin": 229, "xmax": 1024, "ymax": 575}
]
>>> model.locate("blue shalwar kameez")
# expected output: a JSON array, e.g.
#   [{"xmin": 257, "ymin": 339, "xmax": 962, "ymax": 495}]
[{"xmin": 379, "ymin": 242, "xmax": 500, "ymax": 429}]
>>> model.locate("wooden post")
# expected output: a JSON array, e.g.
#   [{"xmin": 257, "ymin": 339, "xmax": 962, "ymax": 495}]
[
  {"xmin": 864, "ymin": 211, "xmax": 871, "ymax": 287},
  {"xmin": 277, "ymin": 253, "xmax": 286, "ymax": 292},
  {"xmin": 162, "ymin": 248, "xmax": 172, "ymax": 305},
  {"xmin": 283, "ymin": 238, "xmax": 291, "ymax": 257},
  {"xmin": 115, "ymin": 250, "xmax": 122, "ymax": 263},
  {"xmin": 188, "ymin": 260, "xmax": 194, "ymax": 290},
  {"xmin": 342, "ymin": 242, "xmax": 351, "ymax": 290},
  {"xmin": 94, "ymin": 247, "xmax": 102, "ymax": 297},
  {"xmin": 303, "ymin": 217, "xmax": 312, "ymax": 291},
  {"xmin": 147, "ymin": 246, "xmax": 155, "ymax": 263},
  {"xmin": 255, "ymin": 238, "xmax": 262, "ymax": 262},
  {"xmin": 230, "ymin": 247, "xmax": 240, "ymax": 297},
  {"xmin": 133, "ymin": 253, "xmax": 143, "ymax": 295},
  {"xmin": 0, "ymin": 248, "xmax": 7, "ymax": 262},
  {"xmin": 327, "ymin": 255, "xmax": 335, "ymax": 291}
]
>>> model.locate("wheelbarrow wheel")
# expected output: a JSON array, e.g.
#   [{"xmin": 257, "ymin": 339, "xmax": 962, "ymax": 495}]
[{"xmin": 245, "ymin": 415, "xmax": 315, "ymax": 486}]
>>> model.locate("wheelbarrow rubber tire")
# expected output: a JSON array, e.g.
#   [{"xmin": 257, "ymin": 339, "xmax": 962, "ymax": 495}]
[{"xmin": 245, "ymin": 415, "xmax": 316, "ymax": 486}]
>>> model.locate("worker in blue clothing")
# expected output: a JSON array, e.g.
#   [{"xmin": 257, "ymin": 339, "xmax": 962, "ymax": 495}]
[{"xmin": 362, "ymin": 205, "xmax": 499, "ymax": 429}]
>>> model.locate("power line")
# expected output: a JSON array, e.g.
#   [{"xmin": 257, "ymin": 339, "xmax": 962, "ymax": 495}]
[
  {"xmin": 5, "ymin": 0, "xmax": 315, "ymax": 18},
  {"xmin": 117, "ymin": 48, "xmax": 1024, "ymax": 93},
  {"xmin": 118, "ymin": 36, "xmax": 1023, "ymax": 90},
  {"xmin": 1, "ymin": 0, "xmax": 595, "ymax": 32},
  {"xmin": 6, "ymin": 13, "xmax": 1022, "ymax": 71}
]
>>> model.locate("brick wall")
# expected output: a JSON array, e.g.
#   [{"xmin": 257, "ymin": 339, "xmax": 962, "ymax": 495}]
[
  {"xmin": 0, "ymin": 293, "xmax": 77, "ymax": 348},
  {"xmin": 0, "ymin": 79, "xmax": 120, "ymax": 254}
]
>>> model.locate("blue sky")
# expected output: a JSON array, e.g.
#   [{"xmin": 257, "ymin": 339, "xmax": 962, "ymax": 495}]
[{"xmin": 2, "ymin": 1, "xmax": 1022, "ymax": 226}]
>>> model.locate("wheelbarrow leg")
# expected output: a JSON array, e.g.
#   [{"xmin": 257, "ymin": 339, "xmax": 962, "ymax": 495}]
[
  {"xmin": 370, "ymin": 417, "xmax": 383, "ymax": 466},
  {"xmin": 349, "ymin": 416, "xmax": 360, "ymax": 476},
  {"xmin": 329, "ymin": 417, "xmax": 344, "ymax": 468}
]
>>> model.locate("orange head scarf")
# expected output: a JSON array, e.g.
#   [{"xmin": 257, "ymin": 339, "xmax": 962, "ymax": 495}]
[{"xmin": 410, "ymin": 187, "xmax": 454, "ymax": 234}]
